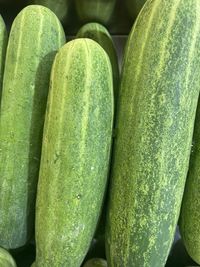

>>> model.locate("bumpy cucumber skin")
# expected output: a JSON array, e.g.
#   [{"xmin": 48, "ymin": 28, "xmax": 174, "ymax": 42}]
[
  {"xmin": 75, "ymin": 0, "xmax": 116, "ymax": 25},
  {"xmin": 0, "ymin": 247, "xmax": 17, "ymax": 267},
  {"xmin": 35, "ymin": 39, "xmax": 113, "ymax": 267},
  {"xmin": 76, "ymin": 23, "xmax": 119, "ymax": 102},
  {"xmin": 0, "ymin": 15, "xmax": 8, "ymax": 100},
  {"xmin": 180, "ymin": 101, "xmax": 200, "ymax": 262},
  {"xmin": 83, "ymin": 258, "xmax": 107, "ymax": 267},
  {"xmin": 125, "ymin": 0, "xmax": 147, "ymax": 20},
  {"xmin": 0, "ymin": 5, "xmax": 66, "ymax": 249},
  {"xmin": 106, "ymin": 0, "xmax": 200, "ymax": 267},
  {"xmin": 30, "ymin": 0, "xmax": 70, "ymax": 22}
]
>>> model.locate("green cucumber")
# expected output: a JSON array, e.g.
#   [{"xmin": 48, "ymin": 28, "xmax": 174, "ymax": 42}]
[
  {"xmin": 105, "ymin": 0, "xmax": 200, "ymax": 266},
  {"xmin": 30, "ymin": 0, "xmax": 70, "ymax": 22},
  {"xmin": 35, "ymin": 38, "xmax": 113, "ymax": 267},
  {"xmin": 125, "ymin": 0, "xmax": 147, "ymax": 20},
  {"xmin": 0, "ymin": 5, "xmax": 66, "ymax": 249},
  {"xmin": 83, "ymin": 258, "xmax": 107, "ymax": 267},
  {"xmin": 0, "ymin": 247, "xmax": 17, "ymax": 267},
  {"xmin": 75, "ymin": 0, "xmax": 116, "ymax": 25},
  {"xmin": 76, "ymin": 23, "xmax": 119, "ymax": 102},
  {"xmin": 0, "ymin": 15, "xmax": 7, "ymax": 100},
  {"xmin": 179, "ymin": 96, "xmax": 200, "ymax": 262},
  {"xmin": 31, "ymin": 263, "xmax": 35, "ymax": 267}
]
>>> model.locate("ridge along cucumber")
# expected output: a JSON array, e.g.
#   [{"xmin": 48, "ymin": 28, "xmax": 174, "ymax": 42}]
[
  {"xmin": 76, "ymin": 22, "xmax": 119, "ymax": 103},
  {"xmin": 30, "ymin": 0, "xmax": 70, "ymax": 22},
  {"xmin": 0, "ymin": 247, "xmax": 17, "ymax": 267},
  {"xmin": 83, "ymin": 258, "xmax": 107, "ymax": 267},
  {"xmin": 0, "ymin": 15, "xmax": 8, "ymax": 100},
  {"xmin": 35, "ymin": 38, "xmax": 113, "ymax": 267},
  {"xmin": 125, "ymin": 0, "xmax": 147, "ymax": 20},
  {"xmin": 179, "ymin": 97, "xmax": 200, "ymax": 263},
  {"xmin": 105, "ymin": 0, "xmax": 200, "ymax": 266},
  {"xmin": 75, "ymin": 0, "xmax": 117, "ymax": 25},
  {"xmin": 0, "ymin": 5, "xmax": 66, "ymax": 249}
]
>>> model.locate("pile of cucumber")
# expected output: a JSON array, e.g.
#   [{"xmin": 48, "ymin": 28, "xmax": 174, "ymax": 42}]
[{"xmin": 0, "ymin": 0, "xmax": 200, "ymax": 267}]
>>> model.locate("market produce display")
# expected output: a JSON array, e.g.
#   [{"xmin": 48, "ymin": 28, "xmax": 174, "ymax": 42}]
[
  {"xmin": 0, "ymin": 5, "xmax": 66, "ymax": 249},
  {"xmin": 0, "ymin": 0, "xmax": 200, "ymax": 266}
]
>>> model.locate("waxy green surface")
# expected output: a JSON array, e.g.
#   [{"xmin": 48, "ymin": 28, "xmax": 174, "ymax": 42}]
[
  {"xmin": 0, "ymin": 247, "xmax": 16, "ymax": 267},
  {"xmin": 0, "ymin": 5, "xmax": 66, "ymax": 249},
  {"xmin": 76, "ymin": 22, "xmax": 119, "ymax": 103},
  {"xmin": 106, "ymin": 0, "xmax": 200, "ymax": 266},
  {"xmin": 35, "ymin": 39, "xmax": 113, "ymax": 267}
]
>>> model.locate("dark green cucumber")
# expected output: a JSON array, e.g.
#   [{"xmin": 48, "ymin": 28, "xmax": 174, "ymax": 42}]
[
  {"xmin": 125, "ymin": 0, "xmax": 147, "ymax": 20},
  {"xmin": 30, "ymin": 0, "xmax": 70, "ymax": 22},
  {"xmin": 0, "ymin": 5, "xmax": 66, "ymax": 249},
  {"xmin": 0, "ymin": 15, "xmax": 7, "ymax": 100},
  {"xmin": 83, "ymin": 258, "xmax": 107, "ymax": 267},
  {"xmin": 179, "ymin": 97, "xmax": 200, "ymax": 262},
  {"xmin": 106, "ymin": 0, "xmax": 200, "ymax": 266},
  {"xmin": 76, "ymin": 22, "xmax": 119, "ymax": 102},
  {"xmin": 75, "ymin": 0, "xmax": 116, "ymax": 25},
  {"xmin": 0, "ymin": 247, "xmax": 17, "ymax": 267},
  {"xmin": 76, "ymin": 24, "xmax": 119, "ymax": 253},
  {"xmin": 35, "ymin": 39, "xmax": 113, "ymax": 267}
]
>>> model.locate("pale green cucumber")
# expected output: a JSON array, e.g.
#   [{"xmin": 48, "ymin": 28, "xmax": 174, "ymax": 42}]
[
  {"xmin": 35, "ymin": 38, "xmax": 113, "ymax": 267},
  {"xmin": 30, "ymin": 0, "xmax": 70, "ymax": 22},
  {"xmin": 106, "ymin": 0, "xmax": 200, "ymax": 266},
  {"xmin": 179, "ymin": 98, "xmax": 200, "ymax": 263},
  {"xmin": 0, "ymin": 15, "xmax": 7, "ymax": 100},
  {"xmin": 76, "ymin": 22, "xmax": 119, "ymax": 102},
  {"xmin": 0, "ymin": 247, "xmax": 17, "ymax": 267},
  {"xmin": 83, "ymin": 258, "xmax": 107, "ymax": 267},
  {"xmin": 75, "ymin": 0, "xmax": 116, "ymax": 25},
  {"xmin": 0, "ymin": 5, "xmax": 66, "ymax": 249}
]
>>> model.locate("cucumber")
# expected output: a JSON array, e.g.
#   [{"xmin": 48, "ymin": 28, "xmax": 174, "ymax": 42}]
[
  {"xmin": 179, "ymin": 99, "xmax": 200, "ymax": 262},
  {"xmin": 76, "ymin": 23, "xmax": 119, "ymax": 102},
  {"xmin": 31, "ymin": 263, "xmax": 35, "ymax": 267},
  {"xmin": 75, "ymin": 0, "xmax": 116, "ymax": 25},
  {"xmin": 0, "ymin": 5, "xmax": 66, "ymax": 249},
  {"xmin": 83, "ymin": 258, "xmax": 107, "ymax": 267},
  {"xmin": 125, "ymin": 0, "xmax": 147, "ymax": 20},
  {"xmin": 0, "ymin": 247, "xmax": 17, "ymax": 267},
  {"xmin": 30, "ymin": 0, "xmax": 70, "ymax": 22},
  {"xmin": 105, "ymin": 0, "xmax": 200, "ymax": 266},
  {"xmin": 35, "ymin": 39, "xmax": 113, "ymax": 267},
  {"xmin": 0, "ymin": 15, "xmax": 7, "ymax": 100}
]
